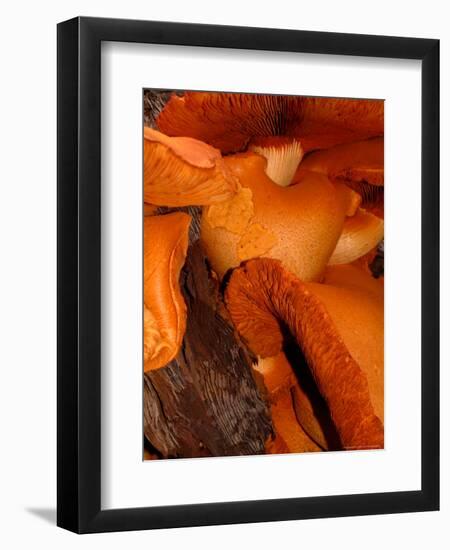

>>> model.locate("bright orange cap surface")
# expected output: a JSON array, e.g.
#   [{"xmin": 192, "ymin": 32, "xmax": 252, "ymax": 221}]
[{"xmin": 144, "ymin": 212, "xmax": 191, "ymax": 372}]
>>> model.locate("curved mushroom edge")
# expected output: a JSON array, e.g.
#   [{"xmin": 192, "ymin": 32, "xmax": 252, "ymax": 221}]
[
  {"xmin": 144, "ymin": 129, "xmax": 239, "ymax": 207},
  {"xmin": 329, "ymin": 208, "xmax": 384, "ymax": 266},
  {"xmin": 156, "ymin": 92, "xmax": 304, "ymax": 153},
  {"xmin": 157, "ymin": 92, "xmax": 383, "ymax": 155},
  {"xmin": 225, "ymin": 257, "xmax": 384, "ymax": 450},
  {"xmin": 143, "ymin": 212, "xmax": 191, "ymax": 372}
]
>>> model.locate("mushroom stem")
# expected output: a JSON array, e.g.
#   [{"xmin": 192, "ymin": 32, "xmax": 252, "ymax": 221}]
[{"xmin": 249, "ymin": 137, "xmax": 304, "ymax": 187}]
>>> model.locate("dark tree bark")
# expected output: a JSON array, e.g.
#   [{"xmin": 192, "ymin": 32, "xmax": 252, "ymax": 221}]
[{"xmin": 144, "ymin": 241, "xmax": 273, "ymax": 458}]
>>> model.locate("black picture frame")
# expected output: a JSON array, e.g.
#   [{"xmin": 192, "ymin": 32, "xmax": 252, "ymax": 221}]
[{"xmin": 57, "ymin": 16, "xmax": 440, "ymax": 533}]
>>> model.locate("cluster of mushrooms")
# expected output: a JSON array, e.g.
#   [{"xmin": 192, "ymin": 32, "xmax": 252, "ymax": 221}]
[{"xmin": 143, "ymin": 92, "xmax": 384, "ymax": 456}]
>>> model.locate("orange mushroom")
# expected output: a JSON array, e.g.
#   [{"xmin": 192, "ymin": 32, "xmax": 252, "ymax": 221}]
[
  {"xmin": 144, "ymin": 212, "xmax": 191, "ymax": 372},
  {"xmin": 294, "ymin": 97, "xmax": 384, "ymax": 153},
  {"xmin": 225, "ymin": 258, "xmax": 384, "ymax": 450},
  {"xmin": 200, "ymin": 151, "xmax": 360, "ymax": 281},
  {"xmin": 254, "ymin": 265, "xmax": 383, "ymax": 451},
  {"xmin": 296, "ymin": 137, "xmax": 383, "ymax": 184},
  {"xmin": 266, "ymin": 390, "xmax": 322, "ymax": 454},
  {"xmin": 143, "ymin": 203, "xmax": 158, "ymax": 216},
  {"xmin": 328, "ymin": 208, "xmax": 384, "ymax": 265},
  {"xmin": 144, "ymin": 90, "xmax": 385, "ymax": 457},
  {"xmin": 255, "ymin": 354, "xmax": 323, "ymax": 453},
  {"xmin": 294, "ymin": 138, "xmax": 384, "ymax": 263},
  {"xmin": 313, "ymin": 264, "xmax": 384, "ymax": 425},
  {"xmin": 257, "ymin": 351, "xmax": 341, "ymax": 451},
  {"xmin": 143, "ymin": 127, "xmax": 238, "ymax": 206},
  {"xmin": 156, "ymin": 92, "xmax": 383, "ymax": 155},
  {"xmin": 294, "ymin": 137, "xmax": 384, "ymax": 214},
  {"xmin": 157, "ymin": 92, "xmax": 304, "ymax": 154}
]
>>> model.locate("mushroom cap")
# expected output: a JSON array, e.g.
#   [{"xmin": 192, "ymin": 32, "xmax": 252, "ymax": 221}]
[
  {"xmin": 295, "ymin": 137, "xmax": 384, "ymax": 186},
  {"xmin": 322, "ymin": 263, "xmax": 383, "ymax": 297},
  {"xmin": 310, "ymin": 265, "xmax": 384, "ymax": 422},
  {"xmin": 225, "ymin": 258, "xmax": 384, "ymax": 450},
  {"xmin": 200, "ymin": 152, "xmax": 359, "ymax": 281},
  {"xmin": 328, "ymin": 208, "xmax": 384, "ymax": 265},
  {"xmin": 144, "ymin": 212, "xmax": 191, "ymax": 372},
  {"xmin": 143, "ymin": 127, "xmax": 238, "ymax": 206},
  {"xmin": 293, "ymin": 138, "xmax": 385, "ymax": 264},
  {"xmin": 156, "ymin": 92, "xmax": 383, "ymax": 154},
  {"xmin": 294, "ymin": 97, "xmax": 384, "ymax": 152},
  {"xmin": 157, "ymin": 92, "xmax": 304, "ymax": 153},
  {"xmin": 295, "ymin": 137, "xmax": 384, "ymax": 216}
]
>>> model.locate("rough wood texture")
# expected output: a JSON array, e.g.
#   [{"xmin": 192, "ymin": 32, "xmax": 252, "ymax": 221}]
[{"xmin": 144, "ymin": 241, "xmax": 273, "ymax": 458}]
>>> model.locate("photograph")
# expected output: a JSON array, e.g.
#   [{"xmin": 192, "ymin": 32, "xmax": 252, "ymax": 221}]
[{"xmin": 142, "ymin": 90, "xmax": 385, "ymax": 459}]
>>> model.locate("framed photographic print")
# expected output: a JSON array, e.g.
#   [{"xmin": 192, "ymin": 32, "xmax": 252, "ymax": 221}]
[{"xmin": 57, "ymin": 17, "xmax": 439, "ymax": 533}]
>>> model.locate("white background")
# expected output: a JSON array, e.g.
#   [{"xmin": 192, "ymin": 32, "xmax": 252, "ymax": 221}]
[
  {"xmin": 102, "ymin": 43, "xmax": 422, "ymax": 508},
  {"xmin": 0, "ymin": 0, "xmax": 448, "ymax": 548}
]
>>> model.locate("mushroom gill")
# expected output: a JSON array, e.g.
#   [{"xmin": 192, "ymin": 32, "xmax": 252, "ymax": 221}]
[
  {"xmin": 156, "ymin": 92, "xmax": 304, "ymax": 153},
  {"xmin": 144, "ymin": 212, "xmax": 191, "ymax": 372},
  {"xmin": 200, "ymin": 151, "xmax": 360, "ymax": 281},
  {"xmin": 293, "ymin": 98, "xmax": 384, "ymax": 153},
  {"xmin": 225, "ymin": 258, "xmax": 384, "ymax": 450},
  {"xmin": 143, "ymin": 127, "xmax": 238, "ymax": 206},
  {"xmin": 156, "ymin": 91, "xmax": 383, "ymax": 155}
]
